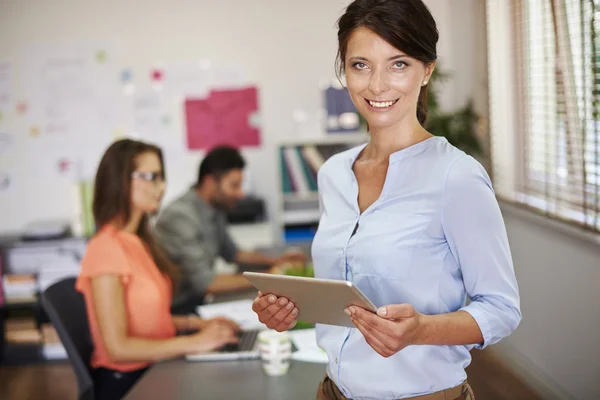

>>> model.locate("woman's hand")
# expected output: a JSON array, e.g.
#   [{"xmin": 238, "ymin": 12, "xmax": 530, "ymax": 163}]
[
  {"xmin": 251, "ymin": 291, "xmax": 298, "ymax": 332},
  {"xmin": 185, "ymin": 320, "xmax": 239, "ymax": 354},
  {"xmin": 345, "ymin": 304, "xmax": 423, "ymax": 358},
  {"xmin": 174, "ymin": 315, "xmax": 240, "ymax": 333},
  {"xmin": 195, "ymin": 316, "xmax": 241, "ymax": 332}
]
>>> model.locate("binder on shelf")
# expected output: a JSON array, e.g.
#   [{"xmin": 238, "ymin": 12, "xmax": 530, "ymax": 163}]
[
  {"xmin": 296, "ymin": 147, "xmax": 318, "ymax": 191},
  {"xmin": 278, "ymin": 138, "xmax": 365, "ymax": 244},
  {"xmin": 279, "ymin": 145, "xmax": 333, "ymax": 197},
  {"xmin": 283, "ymin": 147, "xmax": 310, "ymax": 195},
  {"xmin": 279, "ymin": 148, "xmax": 293, "ymax": 194},
  {"xmin": 301, "ymin": 146, "xmax": 325, "ymax": 175}
]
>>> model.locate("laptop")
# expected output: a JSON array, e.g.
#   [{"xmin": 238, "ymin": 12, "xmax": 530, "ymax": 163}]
[
  {"xmin": 185, "ymin": 299, "xmax": 268, "ymax": 362},
  {"xmin": 185, "ymin": 329, "xmax": 262, "ymax": 362}
]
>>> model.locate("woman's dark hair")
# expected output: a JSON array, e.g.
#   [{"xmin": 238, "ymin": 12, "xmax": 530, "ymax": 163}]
[
  {"xmin": 93, "ymin": 139, "xmax": 180, "ymax": 288},
  {"xmin": 336, "ymin": 0, "xmax": 439, "ymax": 125}
]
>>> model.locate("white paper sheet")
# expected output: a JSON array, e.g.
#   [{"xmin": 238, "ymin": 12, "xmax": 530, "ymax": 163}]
[
  {"xmin": 129, "ymin": 90, "xmax": 184, "ymax": 152},
  {"xmin": 162, "ymin": 61, "xmax": 211, "ymax": 98},
  {"xmin": 197, "ymin": 299, "xmax": 266, "ymax": 331},
  {"xmin": 289, "ymin": 328, "xmax": 329, "ymax": 364},
  {"xmin": 162, "ymin": 61, "xmax": 247, "ymax": 97},
  {"xmin": 24, "ymin": 43, "xmax": 120, "ymax": 138},
  {"xmin": 22, "ymin": 42, "xmax": 121, "ymax": 179},
  {"xmin": 291, "ymin": 349, "xmax": 329, "ymax": 364}
]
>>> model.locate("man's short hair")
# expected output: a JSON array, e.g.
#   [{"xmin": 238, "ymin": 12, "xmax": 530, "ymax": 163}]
[{"xmin": 196, "ymin": 145, "xmax": 246, "ymax": 186}]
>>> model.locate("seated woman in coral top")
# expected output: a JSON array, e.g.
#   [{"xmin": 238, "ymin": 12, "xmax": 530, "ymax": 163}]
[{"xmin": 76, "ymin": 139, "xmax": 239, "ymax": 400}]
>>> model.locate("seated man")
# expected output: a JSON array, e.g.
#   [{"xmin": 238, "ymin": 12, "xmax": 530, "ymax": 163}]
[{"xmin": 156, "ymin": 145, "xmax": 306, "ymax": 315}]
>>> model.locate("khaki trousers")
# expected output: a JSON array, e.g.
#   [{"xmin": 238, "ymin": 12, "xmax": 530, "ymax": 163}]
[{"xmin": 316, "ymin": 375, "xmax": 475, "ymax": 400}]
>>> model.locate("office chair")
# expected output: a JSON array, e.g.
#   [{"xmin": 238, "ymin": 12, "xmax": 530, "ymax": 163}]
[{"xmin": 41, "ymin": 277, "xmax": 95, "ymax": 400}]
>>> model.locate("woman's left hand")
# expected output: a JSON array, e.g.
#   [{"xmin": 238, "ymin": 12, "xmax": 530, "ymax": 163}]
[
  {"xmin": 345, "ymin": 304, "xmax": 423, "ymax": 358},
  {"xmin": 192, "ymin": 316, "xmax": 241, "ymax": 332}
]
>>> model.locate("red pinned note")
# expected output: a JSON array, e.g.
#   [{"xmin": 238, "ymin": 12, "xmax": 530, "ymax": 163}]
[{"xmin": 184, "ymin": 86, "xmax": 261, "ymax": 150}]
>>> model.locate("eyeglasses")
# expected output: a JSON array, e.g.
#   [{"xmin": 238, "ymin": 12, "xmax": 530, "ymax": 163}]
[{"xmin": 131, "ymin": 171, "xmax": 165, "ymax": 184}]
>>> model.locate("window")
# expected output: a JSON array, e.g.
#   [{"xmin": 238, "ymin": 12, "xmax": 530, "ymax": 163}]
[{"xmin": 487, "ymin": 0, "xmax": 600, "ymax": 233}]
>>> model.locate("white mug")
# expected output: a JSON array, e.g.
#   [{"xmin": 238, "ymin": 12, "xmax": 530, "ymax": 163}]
[{"xmin": 257, "ymin": 330, "xmax": 292, "ymax": 376}]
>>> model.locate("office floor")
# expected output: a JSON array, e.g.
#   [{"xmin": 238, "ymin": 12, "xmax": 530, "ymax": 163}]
[{"xmin": 0, "ymin": 349, "xmax": 541, "ymax": 400}]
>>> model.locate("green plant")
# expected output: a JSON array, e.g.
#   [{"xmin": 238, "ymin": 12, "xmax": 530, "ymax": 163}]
[
  {"xmin": 425, "ymin": 68, "xmax": 483, "ymax": 157},
  {"xmin": 283, "ymin": 263, "xmax": 315, "ymax": 330},
  {"xmin": 282, "ymin": 263, "xmax": 314, "ymax": 278}
]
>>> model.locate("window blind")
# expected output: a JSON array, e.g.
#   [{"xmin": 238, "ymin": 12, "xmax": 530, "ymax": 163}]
[{"xmin": 488, "ymin": 0, "xmax": 600, "ymax": 233}]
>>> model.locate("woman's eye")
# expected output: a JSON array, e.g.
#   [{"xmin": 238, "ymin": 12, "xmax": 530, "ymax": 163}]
[
  {"xmin": 353, "ymin": 62, "xmax": 367, "ymax": 69},
  {"xmin": 394, "ymin": 61, "xmax": 407, "ymax": 69}
]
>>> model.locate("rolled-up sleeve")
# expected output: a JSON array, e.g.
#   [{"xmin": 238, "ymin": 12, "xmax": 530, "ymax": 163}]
[
  {"xmin": 155, "ymin": 212, "xmax": 215, "ymax": 295},
  {"xmin": 441, "ymin": 155, "xmax": 522, "ymax": 349}
]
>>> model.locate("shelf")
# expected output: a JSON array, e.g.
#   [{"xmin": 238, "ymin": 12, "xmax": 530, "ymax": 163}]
[
  {"xmin": 1, "ymin": 343, "xmax": 68, "ymax": 366},
  {"xmin": 1, "ymin": 342, "xmax": 45, "ymax": 366},
  {"xmin": 282, "ymin": 209, "xmax": 322, "ymax": 225},
  {"xmin": 278, "ymin": 132, "xmax": 369, "ymax": 146},
  {"xmin": 282, "ymin": 193, "xmax": 319, "ymax": 202},
  {"xmin": 277, "ymin": 134, "xmax": 365, "ymax": 243},
  {"xmin": 1, "ymin": 299, "xmax": 39, "ymax": 311}
]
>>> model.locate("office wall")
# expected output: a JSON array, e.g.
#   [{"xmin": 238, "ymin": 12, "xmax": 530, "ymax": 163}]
[
  {"xmin": 431, "ymin": 0, "xmax": 489, "ymax": 117},
  {"xmin": 0, "ymin": 0, "xmax": 488, "ymax": 235},
  {"xmin": 498, "ymin": 205, "xmax": 600, "ymax": 400},
  {"xmin": 8, "ymin": 2, "xmax": 599, "ymax": 398}
]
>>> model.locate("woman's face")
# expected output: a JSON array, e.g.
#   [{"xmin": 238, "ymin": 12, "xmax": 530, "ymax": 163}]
[
  {"xmin": 130, "ymin": 151, "xmax": 165, "ymax": 214},
  {"xmin": 344, "ymin": 27, "xmax": 434, "ymax": 131}
]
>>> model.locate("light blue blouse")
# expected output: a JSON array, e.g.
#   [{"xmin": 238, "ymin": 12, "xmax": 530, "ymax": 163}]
[{"xmin": 312, "ymin": 137, "xmax": 521, "ymax": 400}]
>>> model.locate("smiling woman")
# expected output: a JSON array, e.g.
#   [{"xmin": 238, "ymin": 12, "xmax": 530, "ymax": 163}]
[
  {"xmin": 252, "ymin": 1, "xmax": 522, "ymax": 399},
  {"xmin": 342, "ymin": 27, "xmax": 435, "ymax": 129},
  {"xmin": 336, "ymin": 2, "xmax": 437, "ymax": 129}
]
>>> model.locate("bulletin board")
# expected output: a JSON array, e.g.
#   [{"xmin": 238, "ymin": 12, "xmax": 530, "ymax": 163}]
[
  {"xmin": 2, "ymin": 43, "xmax": 261, "ymax": 182},
  {"xmin": 0, "ymin": 0, "xmax": 347, "ymax": 233},
  {"xmin": 0, "ymin": 42, "xmax": 265, "ymax": 232}
]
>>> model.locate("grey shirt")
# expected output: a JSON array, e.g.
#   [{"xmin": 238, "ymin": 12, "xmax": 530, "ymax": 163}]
[{"xmin": 154, "ymin": 189, "xmax": 238, "ymax": 308}]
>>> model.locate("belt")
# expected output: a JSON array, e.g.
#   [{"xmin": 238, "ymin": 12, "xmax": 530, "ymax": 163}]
[{"xmin": 318, "ymin": 375, "xmax": 473, "ymax": 400}]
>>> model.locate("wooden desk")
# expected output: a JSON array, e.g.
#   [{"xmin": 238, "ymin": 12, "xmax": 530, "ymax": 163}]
[
  {"xmin": 124, "ymin": 359, "xmax": 326, "ymax": 400},
  {"xmin": 127, "ymin": 267, "xmax": 325, "ymax": 400}
]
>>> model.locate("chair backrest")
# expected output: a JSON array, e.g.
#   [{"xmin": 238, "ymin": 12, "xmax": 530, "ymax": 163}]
[{"xmin": 41, "ymin": 277, "xmax": 94, "ymax": 400}]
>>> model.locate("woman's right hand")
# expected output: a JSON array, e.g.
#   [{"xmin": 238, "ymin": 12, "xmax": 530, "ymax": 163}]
[
  {"xmin": 185, "ymin": 320, "xmax": 239, "ymax": 354},
  {"xmin": 252, "ymin": 291, "xmax": 298, "ymax": 332}
]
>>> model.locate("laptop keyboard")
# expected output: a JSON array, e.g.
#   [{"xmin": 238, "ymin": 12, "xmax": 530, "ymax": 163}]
[{"xmin": 221, "ymin": 330, "xmax": 259, "ymax": 352}]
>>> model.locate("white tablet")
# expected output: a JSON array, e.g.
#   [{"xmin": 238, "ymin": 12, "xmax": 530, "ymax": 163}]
[{"xmin": 242, "ymin": 272, "xmax": 377, "ymax": 328}]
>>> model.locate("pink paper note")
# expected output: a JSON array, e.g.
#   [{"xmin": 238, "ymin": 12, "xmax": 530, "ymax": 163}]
[{"xmin": 184, "ymin": 86, "xmax": 261, "ymax": 150}]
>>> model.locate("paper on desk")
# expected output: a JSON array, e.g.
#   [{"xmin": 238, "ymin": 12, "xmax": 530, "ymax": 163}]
[
  {"xmin": 197, "ymin": 300, "xmax": 266, "ymax": 331},
  {"xmin": 289, "ymin": 329, "xmax": 329, "ymax": 364}
]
